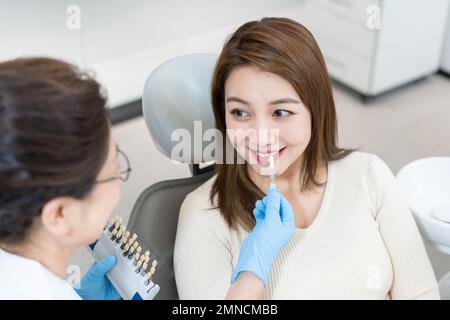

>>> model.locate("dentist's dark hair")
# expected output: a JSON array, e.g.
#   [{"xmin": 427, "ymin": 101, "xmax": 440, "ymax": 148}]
[
  {"xmin": 210, "ymin": 18, "xmax": 355, "ymax": 231},
  {"xmin": 0, "ymin": 57, "xmax": 110, "ymax": 244}
]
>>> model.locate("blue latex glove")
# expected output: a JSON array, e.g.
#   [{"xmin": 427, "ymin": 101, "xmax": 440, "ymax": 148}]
[
  {"xmin": 231, "ymin": 185, "xmax": 295, "ymax": 285},
  {"xmin": 75, "ymin": 255, "xmax": 121, "ymax": 300}
]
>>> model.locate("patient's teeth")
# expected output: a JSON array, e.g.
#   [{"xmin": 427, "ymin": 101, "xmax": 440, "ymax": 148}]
[{"xmin": 256, "ymin": 151, "xmax": 278, "ymax": 157}]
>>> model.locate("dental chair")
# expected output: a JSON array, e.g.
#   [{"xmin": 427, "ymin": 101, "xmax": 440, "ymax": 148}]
[{"xmin": 126, "ymin": 54, "xmax": 218, "ymax": 300}]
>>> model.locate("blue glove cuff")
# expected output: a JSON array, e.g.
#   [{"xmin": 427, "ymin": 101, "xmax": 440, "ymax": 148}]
[
  {"xmin": 230, "ymin": 237, "xmax": 272, "ymax": 286},
  {"xmin": 231, "ymin": 267, "xmax": 268, "ymax": 286}
]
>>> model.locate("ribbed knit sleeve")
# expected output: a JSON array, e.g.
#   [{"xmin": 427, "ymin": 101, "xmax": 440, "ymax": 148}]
[{"xmin": 174, "ymin": 185, "xmax": 234, "ymax": 299}]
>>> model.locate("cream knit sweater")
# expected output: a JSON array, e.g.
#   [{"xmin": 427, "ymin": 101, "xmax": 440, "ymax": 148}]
[{"xmin": 174, "ymin": 152, "xmax": 440, "ymax": 299}]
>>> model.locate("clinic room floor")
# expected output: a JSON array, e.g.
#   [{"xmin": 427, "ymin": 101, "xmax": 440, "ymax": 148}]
[{"xmin": 70, "ymin": 73, "xmax": 450, "ymax": 284}]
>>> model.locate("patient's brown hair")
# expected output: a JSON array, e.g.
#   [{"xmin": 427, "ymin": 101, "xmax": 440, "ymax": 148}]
[{"xmin": 210, "ymin": 17, "xmax": 354, "ymax": 232}]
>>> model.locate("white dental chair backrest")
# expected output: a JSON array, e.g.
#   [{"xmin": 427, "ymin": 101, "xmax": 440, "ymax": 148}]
[
  {"xmin": 143, "ymin": 53, "xmax": 217, "ymax": 168},
  {"xmin": 127, "ymin": 54, "xmax": 218, "ymax": 300}
]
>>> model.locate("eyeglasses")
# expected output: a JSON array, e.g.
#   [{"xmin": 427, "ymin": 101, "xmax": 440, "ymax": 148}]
[{"xmin": 96, "ymin": 145, "xmax": 132, "ymax": 184}]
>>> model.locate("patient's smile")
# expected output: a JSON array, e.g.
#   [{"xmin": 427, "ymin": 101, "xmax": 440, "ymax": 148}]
[{"xmin": 248, "ymin": 146, "xmax": 287, "ymax": 167}]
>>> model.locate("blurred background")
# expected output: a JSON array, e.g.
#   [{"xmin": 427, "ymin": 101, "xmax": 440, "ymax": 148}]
[{"xmin": 1, "ymin": 0, "xmax": 449, "ymax": 288}]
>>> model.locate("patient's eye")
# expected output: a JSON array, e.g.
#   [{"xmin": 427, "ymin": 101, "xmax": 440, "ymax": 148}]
[
  {"xmin": 273, "ymin": 109, "xmax": 293, "ymax": 117},
  {"xmin": 230, "ymin": 109, "xmax": 251, "ymax": 119}
]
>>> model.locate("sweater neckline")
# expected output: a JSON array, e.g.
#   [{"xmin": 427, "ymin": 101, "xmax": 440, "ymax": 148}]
[{"xmin": 295, "ymin": 159, "xmax": 335, "ymax": 238}]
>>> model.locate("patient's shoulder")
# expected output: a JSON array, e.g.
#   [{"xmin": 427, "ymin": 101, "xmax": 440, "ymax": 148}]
[
  {"xmin": 178, "ymin": 175, "xmax": 221, "ymax": 222},
  {"xmin": 332, "ymin": 151, "xmax": 396, "ymax": 208},
  {"xmin": 332, "ymin": 151, "xmax": 391, "ymax": 178},
  {"xmin": 336, "ymin": 151, "xmax": 393, "ymax": 178},
  {"xmin": 177, "ymin": 174, "xmax": 230, "ymax": 235},
  {"xmin": 181, "ymin": 175, "xmax": 217, "ymax": 211},
  {"xmin": 333, "ymin": 150, "xmax": 378, "ymax": 167}
]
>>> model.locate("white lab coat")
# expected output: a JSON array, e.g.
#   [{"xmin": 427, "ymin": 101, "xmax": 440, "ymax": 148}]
[{"xmin": 0, "ymin": 248, "xmax": 81, "ymax": 300}]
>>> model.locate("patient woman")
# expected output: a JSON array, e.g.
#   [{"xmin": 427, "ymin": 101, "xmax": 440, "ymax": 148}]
[{"xmin": 174, "ymin": 18, "xmax": 440, "ymax": 299}]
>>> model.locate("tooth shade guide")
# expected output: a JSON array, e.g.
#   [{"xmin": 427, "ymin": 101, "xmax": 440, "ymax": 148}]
[
  {"xmin": 108, "ymin": 215, "xmax": 118, "ymax": 228},
  {"xmin": 89, "ymin": 222, "xmax": 160, "ymax": 299},
  {"xmin": 268, "ymin": 155, "xmax": 276, "ymax": 186}
]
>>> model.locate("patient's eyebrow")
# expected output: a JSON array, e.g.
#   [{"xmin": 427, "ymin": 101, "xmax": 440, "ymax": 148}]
[
  {"xmin": 226, "ymin": 97, "xmax": 301, "ymax": 105},
  {"xmin": 269, "ymin": 98, "xmax": 301, "ymax": 105},
  {"xmin": 226, "ymin": 97, "xmax": 250, "ymax": 105}
]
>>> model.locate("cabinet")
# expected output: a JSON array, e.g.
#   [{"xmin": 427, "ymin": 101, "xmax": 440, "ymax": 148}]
[{"xmin": 286, "ymin": 0, "xmax": 450, "ymax": 97}]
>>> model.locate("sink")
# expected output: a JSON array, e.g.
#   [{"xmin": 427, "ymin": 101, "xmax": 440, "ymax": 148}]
[
  {"xmin": 396, "ymin": 157, "xmax": 450, "ymax": 255},
  {"xmin": 397, "ymin": 157, "xmax": 450, "ymax": 299}
]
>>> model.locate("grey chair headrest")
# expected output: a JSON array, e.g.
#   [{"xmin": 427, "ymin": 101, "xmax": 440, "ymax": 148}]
[{"xmin": 142, "ymin": 54, "xmax": 218, "ymax": 164}]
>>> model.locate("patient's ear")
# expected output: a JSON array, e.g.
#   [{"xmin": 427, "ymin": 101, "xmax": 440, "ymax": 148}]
[{"xmin": 40, "ymin": 197, "xmax": 75, "ymax": 237}]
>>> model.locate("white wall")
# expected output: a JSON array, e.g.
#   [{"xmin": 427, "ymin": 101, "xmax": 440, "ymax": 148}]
[{"xmin": 0, "ymin": 0, "xmax": 301, "ymax": 107}]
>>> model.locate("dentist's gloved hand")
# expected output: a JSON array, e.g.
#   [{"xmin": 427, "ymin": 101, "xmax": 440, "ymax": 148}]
[
  {"xmin": 75, "ymin": 255, "xmax": 121, "ymax": 300},
  {"xmin": 231, "ymin": 185, "xmax": 295, "ymax": 286}
]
